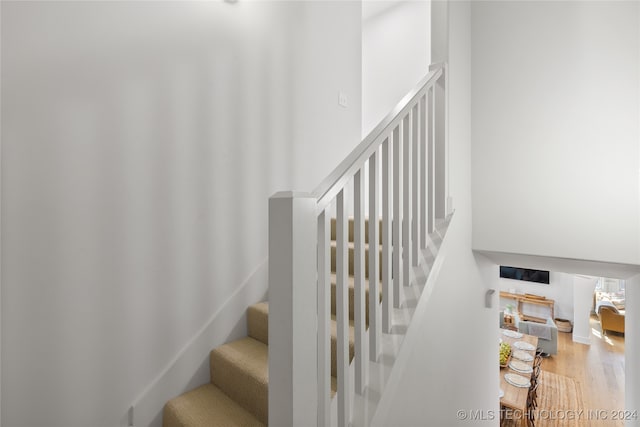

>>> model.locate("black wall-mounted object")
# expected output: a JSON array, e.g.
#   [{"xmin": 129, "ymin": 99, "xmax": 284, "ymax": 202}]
[{"xmin": 499, "ymin": 266, "xmax": 550, "ymax": 284}]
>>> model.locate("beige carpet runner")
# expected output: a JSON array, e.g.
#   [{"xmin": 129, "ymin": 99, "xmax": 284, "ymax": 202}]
[
  {"xmin": 163, "ymin": 303, "xmax": 269, "ymax": 427},
  {"xmin": 163, "ymin": 219, "xmax": 379, "ymax": 427}
]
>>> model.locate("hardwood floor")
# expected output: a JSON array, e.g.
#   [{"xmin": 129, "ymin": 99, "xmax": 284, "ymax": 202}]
[{"xmin": 541, "ymin": 314, "xmax": 625, "ymax": 426}]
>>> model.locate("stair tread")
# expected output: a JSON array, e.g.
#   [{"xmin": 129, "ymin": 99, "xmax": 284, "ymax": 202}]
[
  {"xmin": 211, "ymin": 337, "xmax": 268, "ymax": 386},
  {"xmin": 330, "ymin": 240, "xmax": 381, "ymax": 250},
  {"xmin": 330, "ymin": 217, "xmax": 383, "ymax": 244},
  {"xmin": 163, "ymin": 383, "xmax": 264, "ymax": 427},
  {"xmin": 330, "ymin": 239, "xmax": 383, "ymax": 280},
  {"xmin": 247, "ymin": 302, "xmax": 269, "ymax": 345},
  {"xmin": 330, "ymin": 272, "xmax": 384, "ymax": 295},
  {"xmin": 249, "ymin": 301, "xmax": 268, "ymax": 315},
  {"xmin": 210, "ymin": 337, "xmax": 268, "ymax": 424},
  {"xmin": 330, "ymin": 314, "xmax": 355, "ymax": 344},
  {"xmin": 253, "ymin": 302, "xmax": 356, "ymax": 343}
]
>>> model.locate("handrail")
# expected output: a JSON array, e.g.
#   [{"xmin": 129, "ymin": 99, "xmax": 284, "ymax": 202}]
[
  {"xmin": 312, "ymin": 65, "xmax": 443, "ymax": 213},
  {"xmin": 269, "ymin": 61, "xmax": 448, "ymax": 427}
]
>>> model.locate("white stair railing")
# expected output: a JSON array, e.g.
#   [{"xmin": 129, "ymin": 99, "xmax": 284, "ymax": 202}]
[{"xmin": 269, "ymin": 63, "xmax": 448, "ymax": 427}]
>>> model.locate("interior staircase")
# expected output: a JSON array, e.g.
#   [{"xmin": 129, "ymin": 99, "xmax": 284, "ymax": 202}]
[
  {"xmin": 144, "ymin": 64, "xmax": 447, "ymax": 427},
  {"xmin": 163, "ymin": 218, "xmax": 384, "ymax": 427}
]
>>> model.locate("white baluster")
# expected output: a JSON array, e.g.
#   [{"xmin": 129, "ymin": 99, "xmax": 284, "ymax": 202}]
[
  {"xmin": 402, "ymin": 113, "xmax": 412, "ymax": 286},
  {"xmin": 354, "ymin": 170, "xmax": 367, "ymax": 393},
  {"xmin": 317, "ymin": 210, "xmax": 330, "ymax": 427},
  {"xmin": 381, "ymin": 137, "xmax": 393, "ymax": 333},
  {"xmin": 411, "ymin": 103, "xmax": 419, "ymax": 267},
  {"xmin": 368, "ymin": 151, "xmax": 380, "ymax": 361},
  {"xmin": 419, "ymin": 95, "xmax": 427, "ymax": 249},
  {"xmin": 392, "ymin": 125, "xmax": 402, "ymax": 308},
  {"xmin": 434, "ymin": 72, "xmax": 447, "ymax": 220},
  {"xmin": 428, "ymin": 86, "xmax": 435, "ymax": 234},
  {"xmin": 336, "ymin": 189, "xmax": 350, "ymax": 427}
]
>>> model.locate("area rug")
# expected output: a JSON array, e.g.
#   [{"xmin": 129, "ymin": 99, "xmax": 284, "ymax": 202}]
[
  {"xmin": 535, "ymin": 370, "xmax": 586, "ymax": 427},
  {"xmin": 502, "ymin": 370, "xmax": 586, "ymax": 427}
]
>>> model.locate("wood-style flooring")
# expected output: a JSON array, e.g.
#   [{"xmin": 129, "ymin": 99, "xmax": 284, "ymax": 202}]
[{"xmin": 541, "ymin": 314, "xmax": 625, "ymax": 426}]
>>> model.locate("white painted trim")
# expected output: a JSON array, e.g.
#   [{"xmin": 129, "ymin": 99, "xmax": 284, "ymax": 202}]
[
  {"xmin": 268, "ymin": 192, "xmax": 318, "ymax": 427},
  {"xmin": 572, "ymin": 334, "xmax": 591, "ymax": 345},
  {"xmin": 129, "ymin": 258, "xmax": 268, "ymax": 427},
  {"xmin": 0, "ymin": 2, "xmax": 3, "ymax": 421}
]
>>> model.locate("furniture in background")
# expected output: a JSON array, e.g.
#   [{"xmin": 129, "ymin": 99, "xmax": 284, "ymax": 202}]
[
  {"xmin": 514, "ymin": 313, "xmax": 558, "ymax": 356},
  {"xmin": 500, "ymin": 329, "xmax": 539, "ymax": 426},
  {"xmin": 595, "ymin": 290, "xmax": 625, "ymax": 311},
  {"xmin": 554, "ymin": 318, "xmax": 572, "ymax": 333},
  {"xmin": 595, "ymin": 294, "xmax": 626, "ymax": 315},
  {"xmin": 499, "ymin": 311, "xmax": 517, "ymax": 331},
  {"xmin": 500, "ymin": 291, "xmax": 555, "ymax": 322},
  {"xmin": 599, "ymin": 306, "xmax": 625, "ymax": 335}
]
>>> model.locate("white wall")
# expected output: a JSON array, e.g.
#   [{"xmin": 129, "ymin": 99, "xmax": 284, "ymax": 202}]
[
  {"xmin": 0, "ymin": 2, "xmax": 361, "ymax": 426},
  {"xmin": 572, "ymin": 275, "xmax": 597, "ymax": 345},
  {"xmin": 498, "ymin": 272, "xmax": 574, "ymax": 321},
  {"xmin": 373, "ymin": 2, "xmax": 499, "ymax": 425},
  {"xmin": 362, "ymin": 1, "xmax": 430, "ymax": 137},
  {"xmin": 292, "ymin": 2, "xmax": 362, "ymax": 190},
  {"xmin": 471, "ymin": 1, "xmax": 640, "ymax": 266}
]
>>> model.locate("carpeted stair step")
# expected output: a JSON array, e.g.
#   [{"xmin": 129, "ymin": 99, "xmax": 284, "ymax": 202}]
[
  {"xmin": 330, "ymin": 241, "xmax": 383, "ymax": 279},
  {"xmin": 330, "ymin": 273, "xmax": 382, "ymax": 326},
  {"xmin": 249, "ymin": 302, "xmax": 355, "ymax": 379},
  {"xmin": 331, "ymin": 217, "xmax": 383, "ymax": 244},
  {"xmin": 330, "ymin": 315, "xmax": 355, "ymax": 378},
  {"xmin": 247, "ymin": 301, "xmax": 268, "ymax": 345},
  {"xmin": 164, "ymin": 296, "xmax": 363, "ymax": 425},
  {"xmin": 163, "ymin": 383, "xmax": 264, "ymax": 427},
  {"xmin": 210, "ymin": 337, "xmax": 268, "ymax": 425}
]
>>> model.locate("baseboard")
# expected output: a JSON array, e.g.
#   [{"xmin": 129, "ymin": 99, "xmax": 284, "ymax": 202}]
[
  {"xmin": 572, "ymin": 334, "xmax": 591, "ymax": 345},
  {"xmin": 129, "ymin": 258, "xmax": 269, "ymax": 427}
]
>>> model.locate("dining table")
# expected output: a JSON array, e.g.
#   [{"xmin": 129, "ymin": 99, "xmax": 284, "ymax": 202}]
[{"xmin": 499, "ymin": 328, "xmax": 539, "ymax": 426}]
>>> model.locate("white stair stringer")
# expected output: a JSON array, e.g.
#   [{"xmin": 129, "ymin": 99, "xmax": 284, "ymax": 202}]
[{"xmin": 348, "ymin": 214, "xmax": 452, "ymax": 427}]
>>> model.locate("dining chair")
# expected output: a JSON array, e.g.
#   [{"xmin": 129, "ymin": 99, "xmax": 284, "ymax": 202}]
[
  {"xmin": 526, "ymin": 382, "xmax": 539, "ymax": 426},
  {"xmin": 529, "ymin": 365, "xmax": 541, "ymax": 411},
  {"xmin": 532, "ymin": 365, "xmax": 541, "ymax": 382},
  {"xmin": 533, "ymin": 354, "xmax": 543, "ymax": 369}
]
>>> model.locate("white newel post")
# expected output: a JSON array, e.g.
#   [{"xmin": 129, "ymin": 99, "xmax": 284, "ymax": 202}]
[{"xmin": 268, "ymin": 192, "xmax": 318, "ymax": 427}]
